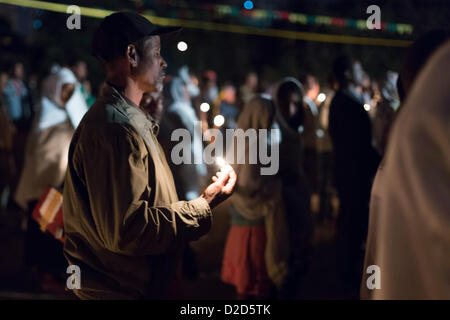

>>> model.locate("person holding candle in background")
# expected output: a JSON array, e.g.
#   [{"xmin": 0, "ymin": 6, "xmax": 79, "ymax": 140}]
[
  {"xmin": 221, "ymin": 95, "xmax": 289, "ymax": 299},
  {"xmin": 274, "ymin": 77, "xmax": 312, "ymax": 298}
]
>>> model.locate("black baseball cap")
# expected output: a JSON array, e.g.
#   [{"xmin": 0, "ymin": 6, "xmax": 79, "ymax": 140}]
[{"xmin": 92, "ymin": 11, "xmax": 181, "ymax": 61}]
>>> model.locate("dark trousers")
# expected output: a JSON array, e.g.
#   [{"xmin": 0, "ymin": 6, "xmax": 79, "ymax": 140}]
[
  {"xmin": 279, "ymin": 181, "xmax": 313, "ymax": 298},
  {"xmin": 25, "ymin": 200, "xmax": 67, "ymax": 276},
  {"xmin": 318, "ymin": 151, "xmax": 333, "ymax": 222},
  {"xmin": 303, "ymin": 147, "xmax": 318, "ymax": 194},
  {"xmin": 335, "ymin": 181, "xmax": 371, "ymax": 291}
]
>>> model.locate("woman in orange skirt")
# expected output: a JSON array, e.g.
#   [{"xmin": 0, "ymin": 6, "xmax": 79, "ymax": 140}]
[{"xmin": 221, "ymin": 95, "xmax": 289, "ymax": 299}]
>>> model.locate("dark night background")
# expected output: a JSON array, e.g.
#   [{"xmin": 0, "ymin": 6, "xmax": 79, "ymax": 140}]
[{"xmin": 1, "ymin": 0, "xmax": 449, "ymax": 92}]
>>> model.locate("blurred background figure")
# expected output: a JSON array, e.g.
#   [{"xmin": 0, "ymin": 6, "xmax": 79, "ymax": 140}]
[
  {"xmin": 359, "ymin": 73, "xmax": 372, "ymax": 107},
  {"xmin": 316, "ymin": 84, "xmax": 336, "ymax": 224},
  {"xmin": 0, "ymin": 70, "xmax": 8, "ymax": 91},
  {"xmin": 373, "ymin": 71, "xmax": 400, "ymax": 156},
  {"xmin": 14, "ymin": 66, "xmax": 78, "ymax": 292},
  {"xmin": 26, "ymin": 73, "xmax": 40, "ymax": 114},
  {"xmin": 67, "ymin": 58, "xmax": 95, "ymax": 108},
  {"xmin": 3, "ymin": 62, "xmax": 32, "ymax": 130},
  {"xmin": 2, "ymin": 62, "xmax": 33, "ymax": 206},
  {"xmin": 161, "ymin": 66, "xmax": 206, "ymax": 201},
  {"xmin": 81, "ymin": 79, "xmax": 96, "ymax": 107},
  {"xmin": 0, "ymin": 72, "xmax": 15, "ymax": 214},
  {"xmin": 63, "ymin": 58, "xmax": 90, "ymax": 128},
  {"xmin": 218, "ymin": 83, "xmax": 239, "ymax": 130},
  {"xmin": 239, "ymin": 71, "xmax": 258, "ymax": 108},
  {"xmin": 301, "ymin": 74, "xmax": 320, "ymax": 214},
  {"xmin": 198, "ymin": 70, "xmax": 219, "ymax": 130},
  {"xmin": 222, "ymin": 95, "xmax": 289, "ymax": 300},
  {"xmin": 179, "ymin": 65, "xmax": 200, "ymax": 106},
  {"xmin": 200, "ymin": 70, "xmax": 219, "ymax": 106},
  {"xmin": 328, "ymin": 55, "xmax": 380, "ymax": 294},
  {"xmin": 274, "ymin": 77, "xmax": 312, "ymax": 299},
  {"xmin": 159, "ymin": 66, "xmax": 206, "ymax": 283}
]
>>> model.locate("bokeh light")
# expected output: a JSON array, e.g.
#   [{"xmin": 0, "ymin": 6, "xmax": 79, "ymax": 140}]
[
  {"xmin": 317, "ymin": 93, "xmax": 326, "ymax": 103},
  {"xmin": 200, "ymin": 102, "xmax": 210, "ymax": 112},
  {"xmin": 177, "ymin": 41, "xmax": 188, "ymax": 52},
  {"xmin": 214, "ymin": 115, "xmax": 225, "ymax": 127},
  {"xmin": 243, "ymin": 1, "xmax": 254, "ymax": 10}
]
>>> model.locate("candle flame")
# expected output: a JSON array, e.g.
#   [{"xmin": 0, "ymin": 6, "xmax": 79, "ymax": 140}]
[{"xmin": 216, "ymin": 157, "xmax": 227, "ymax": 168}]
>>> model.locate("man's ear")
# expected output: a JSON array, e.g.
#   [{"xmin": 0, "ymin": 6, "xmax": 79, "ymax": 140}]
[{"xmin": 126, "ymin": 44, "xmax": 138, "ymax": 68}]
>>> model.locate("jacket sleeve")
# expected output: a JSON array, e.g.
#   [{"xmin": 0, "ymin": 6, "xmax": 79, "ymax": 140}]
[{"xmin": 73, "ymin": 122, "xmax": 211, "ymax": 256}]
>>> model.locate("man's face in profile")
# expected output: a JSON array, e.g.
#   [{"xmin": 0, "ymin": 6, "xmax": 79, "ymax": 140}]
[{"xmin": 134, "ymin": 36, "xmax": 167, "ymax": 93}]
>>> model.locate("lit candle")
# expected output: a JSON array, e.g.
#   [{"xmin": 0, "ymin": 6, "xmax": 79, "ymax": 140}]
[{"xmin": 215, "ymin": 156, "xmax": 228, "ymax": 168}]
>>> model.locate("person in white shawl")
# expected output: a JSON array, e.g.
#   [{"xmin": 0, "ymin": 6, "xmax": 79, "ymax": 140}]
[
  {"xmin": 160, "ymin": 71, "xmax": 206, "ymax": 201},
  {"xmin": 222, "ymin": 95, "xmax": 289, "ymax": 298},
  {"xmin": 361, "ymin": 40, "xmax": 450, "ymax": 299},
  {"xmin": 15, "ymin": 66, "xmax": 79, "ymax": 210},
  {"xmin": 13, "ymin": 66, "xmax": 81, "ymax": 289}
]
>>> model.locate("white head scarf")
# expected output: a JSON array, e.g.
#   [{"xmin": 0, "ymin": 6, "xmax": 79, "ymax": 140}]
[
  {"xmin": 168, "ymin": 77, "xmax": 206, "ymax": 178},
  {"xmin": 179, "ymin": 65, "xmax": 200, "ymax": 98},
  {"xmin": 43, "ymin": 66, "xmax": 77, "ymax": 107},
  {"xmin": 38, "ymin": 66, "xmax": 80, "ymax": 131}
]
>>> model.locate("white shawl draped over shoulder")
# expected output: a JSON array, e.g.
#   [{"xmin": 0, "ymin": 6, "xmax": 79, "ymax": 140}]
[{"xmin": 362, "ymin": 41, "xmax": 450, "ymax": 299}]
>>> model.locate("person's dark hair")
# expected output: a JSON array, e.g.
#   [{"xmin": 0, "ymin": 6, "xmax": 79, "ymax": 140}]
[
  {"xmin": 65, "ymin": 52, "xmax": 82, "ymax": 68},
  {"xmin": 276, "ymin": 78, "xmax": 305, "ymax": 128},
  {"xmin": 277, "ymin": 78, "xmax": 303, "ymax": 101},
  {"xmin": 399, "ymin": 29, "xmax": 450, "ymax": 102},
  {"xmin": 221, "ymin": 81, "xmax": 235, "ymax": 90},
  {"xmin": 332, "ymin": 54, "xmax": 354, "ymax": 85}
]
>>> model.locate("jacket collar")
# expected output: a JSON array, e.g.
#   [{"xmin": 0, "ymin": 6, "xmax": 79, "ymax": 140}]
[{"xmin": 99, "ymin": 82, "xmax": 160, "ymax": 137}]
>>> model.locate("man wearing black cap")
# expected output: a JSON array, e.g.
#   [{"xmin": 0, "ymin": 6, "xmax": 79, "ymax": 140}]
[{"xmin": 62, "ymin": 12, "xmax": 236, "ymax": 299}]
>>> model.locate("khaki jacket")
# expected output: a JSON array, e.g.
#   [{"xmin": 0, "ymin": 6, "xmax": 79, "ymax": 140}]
[{"xmin": 63, "ymin": 83, "xmax": 211, "ymax": 299}]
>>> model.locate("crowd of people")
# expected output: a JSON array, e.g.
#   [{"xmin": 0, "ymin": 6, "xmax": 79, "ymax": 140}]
[{"xmin": 0, "ymin": 11, "xmax": 448, "ymax": 300}]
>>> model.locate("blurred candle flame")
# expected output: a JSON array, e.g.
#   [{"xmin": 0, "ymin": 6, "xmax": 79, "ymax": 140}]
[{"xmin": 216, "ymin": 157, "xmax": 227, "ymax": 168}]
